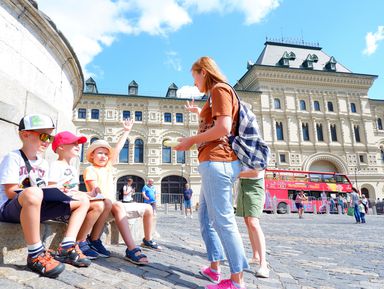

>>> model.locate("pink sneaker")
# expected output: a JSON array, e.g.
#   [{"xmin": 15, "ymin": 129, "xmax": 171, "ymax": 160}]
[
  {"xmin": 205, "ymin": 279, "xmax": 246, "ymax": 289},
  {"xmin": 200, "ymin": 266, "xmax": 221, "ymax": 284}
]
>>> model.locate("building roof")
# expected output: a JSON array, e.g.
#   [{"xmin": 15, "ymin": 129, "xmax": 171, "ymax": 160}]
[{"xmin": 254, "ymin": 41, "xmax": 351, "ymax": 73}]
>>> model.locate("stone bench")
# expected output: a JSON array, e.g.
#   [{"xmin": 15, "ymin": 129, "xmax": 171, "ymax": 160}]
[{"xmin": 0, "ymin": 208, "xmax": 150, "ymax": 264}]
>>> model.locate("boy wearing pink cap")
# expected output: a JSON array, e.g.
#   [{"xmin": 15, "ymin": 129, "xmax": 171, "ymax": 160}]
[{"xmin": 49, "ymin": 131, "xmax": 107, "ymax": 259}]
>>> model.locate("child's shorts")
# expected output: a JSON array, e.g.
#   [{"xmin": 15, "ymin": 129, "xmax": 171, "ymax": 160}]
[
  {"xmin": 236, "ymin": 178, "xmax": 265, "ymax": 218},
  {"xmin": 0, "ymin": 192, "xmax": 71, "ymax": 223},
  {"xmin": 184, "ymin": 199, "xmax": 192, "ymax": 209}
]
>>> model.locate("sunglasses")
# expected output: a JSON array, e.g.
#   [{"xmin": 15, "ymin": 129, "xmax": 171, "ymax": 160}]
[{"xmin": 29, "ymin": 131, "xmax": 55, "ymax": 143}]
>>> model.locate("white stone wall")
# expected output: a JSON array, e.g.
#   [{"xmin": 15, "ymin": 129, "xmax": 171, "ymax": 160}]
[{"xmin": 0, "ymin": 0, "xmax": 82, "ymax": 161}]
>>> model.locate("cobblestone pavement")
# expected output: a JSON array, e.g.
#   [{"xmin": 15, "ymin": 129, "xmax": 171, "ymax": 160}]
[{"xmin": 0, "ymin": 211, "xmax": 383, "ymax": 289}]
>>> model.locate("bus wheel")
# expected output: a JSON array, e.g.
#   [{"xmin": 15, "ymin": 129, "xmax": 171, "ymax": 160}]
[{"xmin": 277, "ymin": 202, "xmax": 288, "ymax": 214}]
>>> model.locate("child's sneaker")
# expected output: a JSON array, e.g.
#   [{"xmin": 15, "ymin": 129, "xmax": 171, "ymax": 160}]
[
  {"xmin": 79, "ymin": 240, "xmax": 99, "ymax": 260},
  {"xmin": 27, "ymin": 250, "xmax": 65, "ymax": 278},
  {"xmin": 87, "ymin": 237, "xmax": 111, "ymax": 258},
  {"xmin": 55, "ymin": 243, "xmax": 91, "ymax": 267},
  {"xmin": 200, "ymin": 266, "xmax": 221, "ymax": 284},
  {"xmin": 141, "ymin": 238, "xmax": 162, "ymax": 251},
  {"xmin": 205, "ymin": 279, "xmax": 246, "ymax": 289}
]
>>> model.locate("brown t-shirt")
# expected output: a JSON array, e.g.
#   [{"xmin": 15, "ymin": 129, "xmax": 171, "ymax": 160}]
[{"xmin": 197, "ymin": 83, "xmax": 239, "ymax": 162}]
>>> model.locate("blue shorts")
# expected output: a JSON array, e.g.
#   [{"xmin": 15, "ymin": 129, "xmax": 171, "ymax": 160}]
[
  {"xmin": 184, "ymin": 199, "xmax": 192, "ymax": 209},
  {"xmin": 0, "ymin": 193, "xmax": 71, "ymax": 223},
  {"xmin": 295, "ymin": 202, "xmax": 303, "ymax": 210}
]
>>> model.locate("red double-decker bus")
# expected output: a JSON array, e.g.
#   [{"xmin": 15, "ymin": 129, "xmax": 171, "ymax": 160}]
[{"xmin": 264, "ymin": 169, "xmax": 353, "ymax": 214}]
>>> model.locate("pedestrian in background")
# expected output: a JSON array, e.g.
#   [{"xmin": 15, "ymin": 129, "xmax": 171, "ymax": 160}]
[
  {"xmin": 142, "ymin": 179, "xmax": 157, "ymax": 215},
  {"xmin": 350, "ymin": 187, "xmax": 361, "ymax": 223},
  {"xmin": 183, "ymin": 183, "xmax": 193, "ymax": 218},
  {"xmin": 295, "ymin": 190, "xmax": 307, "ymax": 219},
  {"xmin": 358, "ymin": 199, "xmax": 366, "ymax": 223},
  {"xmin": 176, "ymin": 56, "xmax": 248, "ymax": 289},
  {"xmin": 122, "ymin": 178, "xmax": 134, "ymax": 203}
]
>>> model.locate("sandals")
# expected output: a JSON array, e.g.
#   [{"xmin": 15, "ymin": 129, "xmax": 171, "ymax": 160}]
[
  {"xmin": 141, "ymin": 238, "xmax": 162, "ymax": 251},
  {"xmin": 125, "ymin": 247, "xmax": 148, "ymax": 265}
]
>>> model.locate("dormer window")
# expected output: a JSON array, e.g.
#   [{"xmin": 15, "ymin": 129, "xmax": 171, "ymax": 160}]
[
  {"xmin": 278, "ymin": 51, "xmax": 295, "ymax": 67},
  {"xmin": 325, "ymin": 56, "xmax": 337, "ymax": 71},
  {"xmin": 302, "ymin": 54, "xmax": 318, "ymax": 69}
]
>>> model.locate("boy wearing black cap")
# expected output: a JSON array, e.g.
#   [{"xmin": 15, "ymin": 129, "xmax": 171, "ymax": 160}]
[{"xmin": 0, "ymin": 114, "xmax": 90, "ymax": 278}]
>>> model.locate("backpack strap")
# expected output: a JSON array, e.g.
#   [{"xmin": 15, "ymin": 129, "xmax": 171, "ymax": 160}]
[{"xmin": 19, "ymin": 149, "xmax": 33, "ymax": 173}]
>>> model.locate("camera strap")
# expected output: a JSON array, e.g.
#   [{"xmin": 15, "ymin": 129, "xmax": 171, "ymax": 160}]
[{"xmin": 19, "ymin": 149, "xmax": 33, "ymax": 174}]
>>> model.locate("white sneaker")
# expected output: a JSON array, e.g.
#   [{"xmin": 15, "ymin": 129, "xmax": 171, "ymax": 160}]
[
  {"xmin": 190, "ymin": 215, "xmax": 193, "ymax": 219},
  {"xmin": 256, "ymin": 266, "xmax": 269, "ymax": 278}
]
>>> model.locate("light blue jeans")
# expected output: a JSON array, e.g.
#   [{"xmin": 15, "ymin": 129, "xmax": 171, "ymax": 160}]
[{"xmin": 198, "ymin": 160, "xmax": 249, "ymax": 274}]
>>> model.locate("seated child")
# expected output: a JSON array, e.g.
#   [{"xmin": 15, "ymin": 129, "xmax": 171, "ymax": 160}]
[
  {"xmin": 49, "ymin": 131, "xmax": 109, "ymax": 259},
  {"xmin": 83, "ymin": 119, "xmax": 161, "ymax": 265},
  {"xmin": 0, "ymin": 114, "xmax": 90, "ymax": 278}
]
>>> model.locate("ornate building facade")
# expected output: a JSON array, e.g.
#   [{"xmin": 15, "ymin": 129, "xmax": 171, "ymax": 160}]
[{"xmin": 74, "ymin": 41, "xmax": 384, "ymax": 203}]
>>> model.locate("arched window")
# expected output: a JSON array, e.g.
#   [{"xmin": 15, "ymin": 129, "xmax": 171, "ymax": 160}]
[
  {"xmin": 330, "ymin": 124, "xmax": 337, "ymax": 142},
  {"xmin": 351, "ymin": 103, "xmax": 357, "ymax": 113},
  {"xmin": 314, "ymin": 101, "xmax": 320, "ymax": 111},
  {"xmin": 316, "ymin": 124, "xmax": 324, "ymax": 141},
  {"xmin": 80, "ymin": 143, "xmax": 85, "ymax": 162},
  {"xmin": 162, "ymin": 140, "xmax": 172, "ymax": 163},
  {"xmin": 90, "ymin": 137, "xmax": 99, "ymax": 144},
  {"xmin": 276, "ymin": 122, "xmax": 284, "ymax": 140},
  {"xmin": 302, "ymin": 123, "xmax": 310, "ymax": 141},
  {"xmin": 300, "ymin": 100, "xmax": 306, "ymax": 111},
  {"xmin": 377, "ymin": 118, "xmax": 383, "ymax": 130},
  {"xmin": 119, "ymin": 140, "xmax": 129, "ymax": 163},
  {"xmin": 134, "ymin": 139, "xmax": 144, "ymax": 163},
  {"xmin": 354, "ymin": 125, "xmax": 361, "ymax": 143},
  {"xmin": 274, "ymin": 98, "xmax": 281, "ymax": 109},
  {"xmin": 327, "ymin": 101, "xmax": 334, "ymax": 112}
]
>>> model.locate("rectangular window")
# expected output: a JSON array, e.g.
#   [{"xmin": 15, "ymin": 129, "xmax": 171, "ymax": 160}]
[
  {"xmin": 279, "ymin": 153, "xmax": 286, "ymax": 163},
  {"xmin": 276, "ymin": 122, "xmax": 284, "ymax": 141},
  {"xmin": 91, "ymin": 109, "xmax": 99, "ymax": 119},
  {"xmin": 135, "ymin": 111, "xmax": 142, "ymax": 121},
  {"xmin": 176, "ymin": 113, "xmax": 183, "ymax": 123},
  {"xmin": 164, "ymin": 112, "xmax": 172, "ymax": 123},
  {"xmin": 354, "ymin": 125, "xmax": 361, "ymax": 143},
  {"xmin": 330, "ymin": 124, "xmax": 337, "ymax": 142},
  {"xmin": 351, "ymin": 103, "xmax": 357, "ymax": 113},
  {"xmin": 302, "ymin": 123, "xmax": 310, "ymax": 141},
  {"xmin": 316, "ymin": 124, "xmax": 324, "ymax": 141},
  {"xmin": 177, "ymin": 151, "xmax": 185, "ymax": 163},
  {"xmin": 78, "ymin": 108, "xmax": 86, "ymax": 119},
  {"xmin": 122, "ymin": 110, "xmax": 130, "ymax": 119},
  {"xmin": 359, "ymin": 155, "xmax": 365, "ymax": 163}
]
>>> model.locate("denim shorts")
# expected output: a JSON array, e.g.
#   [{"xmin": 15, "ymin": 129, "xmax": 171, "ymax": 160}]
[
  {"xmin": 0, "ymin": 193, "xmax": 71, "ymax": 223},
  {"xmin": 184, "ymin": 199, "xmax": 192, "ymax": 208}
]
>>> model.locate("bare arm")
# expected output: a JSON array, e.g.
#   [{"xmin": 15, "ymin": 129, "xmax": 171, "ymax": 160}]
[
  {"xmin": 3, "ymin": 184, "xmax": 19, "ymax": 200},
  {"xmin": 175, "ymin": 115, "xmax": 232, "ymax": 150},
  {"xmin": 184, "ymin": 98, "xmax": 201, "ymax": 116},
  {"xmin": 111, "ymin": 118, "xmax": 134, "ymax": 164}
]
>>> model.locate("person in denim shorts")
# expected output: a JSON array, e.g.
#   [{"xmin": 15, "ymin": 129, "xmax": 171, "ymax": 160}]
[{"xmin": 176, "ymin": 57, "xmax": 248, "ymax": 289}]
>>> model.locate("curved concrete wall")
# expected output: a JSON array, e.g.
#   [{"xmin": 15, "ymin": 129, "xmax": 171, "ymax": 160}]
[{"xmin": 0, "ymin": 0, "xmax": 83, "ymax": 161}]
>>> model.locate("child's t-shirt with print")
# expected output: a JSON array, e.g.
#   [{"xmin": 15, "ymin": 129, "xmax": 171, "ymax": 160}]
[
  {"xmin": 48, "ymin": 160, "xmax": 79, "ymax": 192},
  {"xmin": 0, "ymin": 150, "xmax": 49, "ymax": 207}
]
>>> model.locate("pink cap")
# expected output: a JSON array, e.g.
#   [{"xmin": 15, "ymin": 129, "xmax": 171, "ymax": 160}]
[{"xmin": 52, "ymin": 131, "xmax": 87, "ymax": 152}]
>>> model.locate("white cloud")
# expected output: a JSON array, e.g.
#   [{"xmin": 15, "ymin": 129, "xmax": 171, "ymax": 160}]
[
  {"xmin": 363, "ymin": 26, "xmax": 384, "ymax": 55},
  {"xmin": 176, "ymin": 85, "xmax": 204, "ymax": 99},
  {"xmin": 165, "ymin": 51, "xmax": 182, "ymax": 72},
  {"xmin": 37, "ymin": 0, "xmax": 280, "ymax": 77}
]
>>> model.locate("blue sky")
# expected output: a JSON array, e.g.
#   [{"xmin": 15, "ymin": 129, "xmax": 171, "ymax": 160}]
[{"xmin": 38, "ymin": 0, "xmax": 384, "ymax": 99}]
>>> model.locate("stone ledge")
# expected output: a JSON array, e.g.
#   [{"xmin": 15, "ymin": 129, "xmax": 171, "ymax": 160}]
[{"xmin": 0, "ymin": 220, "xmax": 67, "ymax": 264}]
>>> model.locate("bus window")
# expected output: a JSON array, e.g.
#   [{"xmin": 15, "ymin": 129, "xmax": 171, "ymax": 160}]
[
  {"xmin": 309, "ymin": 174, "xmax": 321, "ymax": 182},
  {"xmin": 323, "ymin": 174, "xmax": 336, "ymax": 183},
  {"xmin": 335, "ymin": 175, "xmax": 349, "ymax": 184}
]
